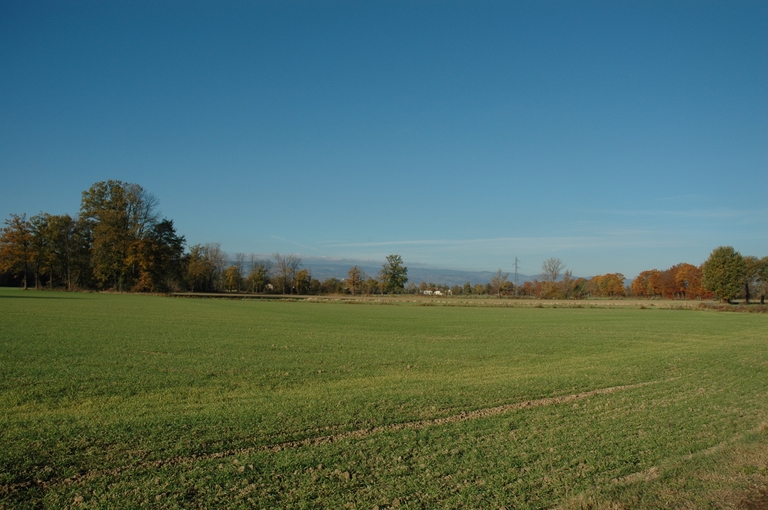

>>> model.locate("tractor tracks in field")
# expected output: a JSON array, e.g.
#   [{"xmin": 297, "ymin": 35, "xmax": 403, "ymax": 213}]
[
  {"xmin": 4, "ymin": 379, "xmax": 665, "ymax": 493},
  {"xmin": 555, "ymin": 421, "xmax": 768, "ymax": 510}
]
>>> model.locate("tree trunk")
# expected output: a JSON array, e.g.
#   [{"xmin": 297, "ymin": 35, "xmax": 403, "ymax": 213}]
[{"xmin": 23, "ymin": 253, "xmax": 28, "ymax": 290}]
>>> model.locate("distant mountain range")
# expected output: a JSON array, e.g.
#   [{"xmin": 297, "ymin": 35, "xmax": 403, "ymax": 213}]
[
  {"xmin": 227, "ymin": 254, "xmax": 593, "ymax": 286},
  {"xmin": 295, "ymin": 259, "xmax": 536, "ymax": 286},
  {"xmin": 230, "ymin": 254, "xmax": 602, "ymax": 286}
]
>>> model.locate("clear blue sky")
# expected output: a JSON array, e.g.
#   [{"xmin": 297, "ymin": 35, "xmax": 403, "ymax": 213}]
[{"xmin": 2, "ymin": 1, "xmax": 766, "ymax": 278}]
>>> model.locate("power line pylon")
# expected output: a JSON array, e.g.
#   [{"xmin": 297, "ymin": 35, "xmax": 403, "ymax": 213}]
[{"xmin": 514, "ymin": 257, "xmax": 520, "ymax": 294}]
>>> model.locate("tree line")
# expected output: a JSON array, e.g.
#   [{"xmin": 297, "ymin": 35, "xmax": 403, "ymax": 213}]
[
  {"xmin": 415, "ymin": 259, "xmax": 627, "ymax": 300},
  {"xmin": 0, "ymin": 181, "xmax": 410, "ymax": 295},
  {"xmin": 2, "ymin": 182, "xmax": 766, "ymax": 303},
  {"xmin": 628, "ymin": 247, "xmax": 767, "ymax": 304},
  {"xmin": 0, "ymin": 181, "xmax": 185, "ymax": 292},
  {"xmin": 209, "ymin": 253, "xmax": 408, "ymax": 296},
  {"xmin": 417, "ymin": 251, "xmax": 767, "ymax": 304}
]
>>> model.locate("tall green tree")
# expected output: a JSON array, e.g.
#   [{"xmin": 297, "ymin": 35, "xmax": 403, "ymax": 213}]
[
  {"xmin": 0, "ymin": 214, "xmax": 33, "ymax": 289},
  {"xmin": 379, "ymin": 254, "xmax": 408, "ymax": 294},
  {"xmin": 80, "ymin": 180, "xmax": 160, "ymax": 291},
  {"xmin": 149, "ymin": 219, "xmax": 186, "ymax": 292},
  {"xmin": 702, "ymin": 246, "xmax": 745, "ymax": 303},
  {"xmin": 127, "ymin": 219, "xmax": 186, "ymax": 292}
]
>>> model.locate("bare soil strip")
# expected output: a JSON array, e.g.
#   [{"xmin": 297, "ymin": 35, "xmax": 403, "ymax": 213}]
[{"xmin": 3, "ymin": 379, "xmax": 663, "ymax": 493}]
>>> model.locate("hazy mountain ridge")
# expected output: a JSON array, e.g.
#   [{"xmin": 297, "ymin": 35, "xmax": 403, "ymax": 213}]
[
  {"xmin": 299, "ymin": 260, "xmax": 535, "ymax": 287},
  {"xmin": 231, "ymin": 255, "xmax": 596, "ymax": 286}
]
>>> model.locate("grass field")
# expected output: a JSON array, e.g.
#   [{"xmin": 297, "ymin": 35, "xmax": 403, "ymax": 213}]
[{"xmin": 1, "ymin": 288, "xmax": 767, "ymax": 508}]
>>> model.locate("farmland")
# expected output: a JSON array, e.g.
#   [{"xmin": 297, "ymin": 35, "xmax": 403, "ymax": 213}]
[{"xmin": 1, "ymin": 288, "xmax": 767, "ymax": 508}]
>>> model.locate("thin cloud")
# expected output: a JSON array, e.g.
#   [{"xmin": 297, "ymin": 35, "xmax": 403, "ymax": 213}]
[
  {"xmin": 322, "ymin": 233, "xmax": 691, "ymax": 252},
  {"xmin": 270, "ymin": 236, "xmax": 324, "ymax": 253},
  {"xmin": 600, "ymin": 208, "xmax": 761, "ymax": 220},
  {"xmin": 649, "ymin": 194, "xmax": 702, "ymax": 203},
  {"xmin": 322, "ymin": 238, "xmax": 478, "ymax": 248}
]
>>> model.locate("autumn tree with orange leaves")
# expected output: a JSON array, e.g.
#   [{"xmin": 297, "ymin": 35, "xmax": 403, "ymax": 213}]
[
  {"xmin": 632, "ymin": 263, "xmax": 711, "ymax": 300},
  {"xmin": 590, "ymin": 273, "xmax": 626, "ymax": 297},
  {"xmin": 632, "ymin": 270, "xmax": 660, "ymax": 297}
]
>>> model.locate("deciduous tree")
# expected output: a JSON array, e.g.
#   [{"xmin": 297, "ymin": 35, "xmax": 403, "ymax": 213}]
[
  {"xmin": 365, "ymin": 277, "xmax": 380, "ymax": 295},
  {"xmin": 29, "ymin": 212, "xmax": 62, "ymax": 289},
  {"xmin": 631, "ymin": 272, "xmax": 647, "ymax": 297},
  {"xmin": 80, "ymin": 180, "xmax": 160, "ymax": 291},
  {"xmin": 541, "ymin": 257, "xmax": 565, "ymax": 283},
  {"xmin": 636, "ymin": 269, "xmax": 664, "ymax": 297},
  {"xmin": 185, "ymin": 243, "xmax": 226, "ymax": 292},
  {"xmin": 490, "ymin": 269, "xmax": 510, "ymax": 297},
  {"xmin": 571, "ymin": 278, "xmax": 590, "ymax": 299},
  {"xmin": 273, "ymin": 253, "xmax": 302, "ymax": 294},
  {"xmin": 45, "ymin": 214, "xmax": 78, "ymax": 290},
  {"xmin": 0, "ymin": 214, "xmax": 33, "ymax": 289},
  {"xmin": 659, "ymin": 266, "xmax": 681, "ymax": 299},
  {"xmin": 294, "ymin": 268, "xmax": 311, "ymax": 294},
  {"xmin": 703, "ymin": 246, "xmax": 745, "ymax": 303},
  {"xmin": 346, "ymin": 265, "xmax": 365, "ymax": 295},
  {"xmin": 223, "ymin": 265, "xmax": 242, "ymax": 292},
  {"xmin": 560, "ymin": 270, "xmax": 574, "ymax": 299},
  {"xmin": 246, "ymin": 258, "xmax": 272, "ymax": 293},
  {"xmin": 590, "ymin": 273, "xmax": 625, "ymax": 297},
  {"xmin": 743, "ymin": 256, "xmax": 762, "ymax": 304},
  {"xmin": 321, "ymin": 277, "xmax": 345, "ymax": 294},
  {"xmin": 150, "ymin": 219, "xmax": 186, "ymax": 292},
  {"xmin": 379, "ymin": 254, "xmax": 408, "ymax": 294},
  {"xmin": 674, "ymin": 263, "xmax": 706, "ymax": 299},
  {"xmin": 234, "ymin": 253, "xmax": 246, "ymax": 276},
  {"xmin": 756, "ymin": 256, "xmax": 768, "ymax": 304}
]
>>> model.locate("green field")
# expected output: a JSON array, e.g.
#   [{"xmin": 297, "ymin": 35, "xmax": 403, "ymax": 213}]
[{"xmin": 1, "ymin": 288, "xmax": 767, "ymax": 508}]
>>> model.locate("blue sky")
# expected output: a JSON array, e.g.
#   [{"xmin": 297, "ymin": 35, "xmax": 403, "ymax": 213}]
[{"xmin": 1, "ymin": 1, "xmax": 766, "ymax": 278}]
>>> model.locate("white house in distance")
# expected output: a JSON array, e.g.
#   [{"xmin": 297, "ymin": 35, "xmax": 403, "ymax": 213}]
[{"xmin": 422, "ymin": 289, "xmax": 452, "ymax": 296}]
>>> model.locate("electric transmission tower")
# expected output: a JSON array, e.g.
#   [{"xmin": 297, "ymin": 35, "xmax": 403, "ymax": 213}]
[{"xmin": 514, "ymin": 257, "xmax": 520, "ymax": 294}]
